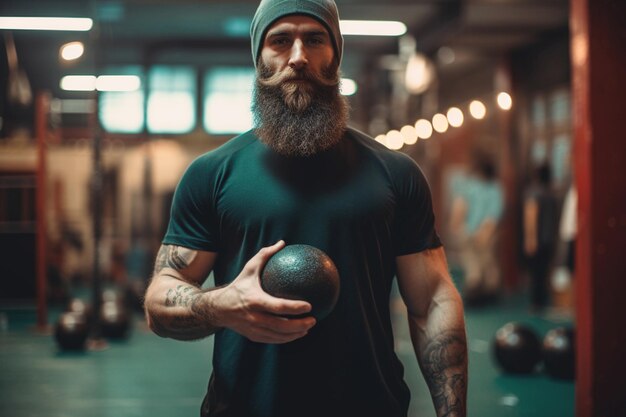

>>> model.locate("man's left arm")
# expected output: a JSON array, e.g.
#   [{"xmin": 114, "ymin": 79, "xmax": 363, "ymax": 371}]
[{"xmin": 396, "ymin": 247, "xmax": 468, "ymax": 417}]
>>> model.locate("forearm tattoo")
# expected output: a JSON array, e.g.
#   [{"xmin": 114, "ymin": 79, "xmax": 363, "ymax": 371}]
[
  {"xmin": 153, "ymin": 245, "xmax": 198, "ymax": 275},
  {"xmin": 421, "ymin": 331, "xmax": 468, "ymax": 417},
  {"xmin": 149, "ymin": 245, "xmax": 220, "ymax": 339},
  {"xmin": 165, "ymin": 285, "xmax": 196, "ymax": 307}
]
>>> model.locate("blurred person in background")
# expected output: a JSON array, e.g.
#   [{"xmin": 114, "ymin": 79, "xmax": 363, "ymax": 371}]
[
  {"xmin": 143, "ymin": 0, "xmax": 467, "ymax": 416},
  {"xmin": 523, "ymin": 163, "xmax": 559, "ymax": 312},
  {"xmin": 449, "ymin": 150, "xmax": 504, "ymax": 305}
]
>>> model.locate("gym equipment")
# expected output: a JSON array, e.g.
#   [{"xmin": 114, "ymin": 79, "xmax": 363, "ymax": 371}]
[
  {"xmin": 542, "ymin": 327, "xmax": 575, "ymax": 380},
  {"xmin": 261, "ymin": 244, "xmax": 340, "ymax": 320},
  {"xmin": 54, "ymin": 312, "xmax": 89, "ymax": 351},
  {"xmin": 66, "ymin": 298, "xmax": 93, "ymax": 324},
  {"xmin": 492, "ymin": 322, "xmax": 542, "ymax": 374},
  {"xmin": 99, "ymin": 300, "xmax": 131, "ymax": 339}
]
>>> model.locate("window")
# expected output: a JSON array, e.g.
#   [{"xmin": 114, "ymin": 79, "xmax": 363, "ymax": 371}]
[
  {"xmin": 99, "ymin": 67, "xmax": 144, "ymax": 133},
  {"xmin": 203, "ymin": 67, "xmax": 255, "ymax": 134},
  {"xmin": 147, "ymin": 66, "xmax": 196, "ymax": 134}
]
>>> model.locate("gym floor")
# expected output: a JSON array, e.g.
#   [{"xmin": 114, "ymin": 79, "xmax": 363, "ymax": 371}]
[{"xmin": 0, "ymin": 289, "xmax": 574, "ymax": 417}]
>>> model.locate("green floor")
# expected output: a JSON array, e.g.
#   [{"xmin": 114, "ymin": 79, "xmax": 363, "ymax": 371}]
[{"xmin": 0, "ymin": 292, "xmax": 574, "ymax": 417}]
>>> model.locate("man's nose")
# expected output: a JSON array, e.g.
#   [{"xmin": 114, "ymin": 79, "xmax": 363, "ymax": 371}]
[{"xmin": 288, "ymin": 40, "xmax": 308, "ymax": 70}]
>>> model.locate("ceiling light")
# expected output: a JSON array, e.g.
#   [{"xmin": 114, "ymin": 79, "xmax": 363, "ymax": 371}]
[
  {"xmin": 60, "ymin": 42, "xmax": 85, "ymax": 61},
  {"xmin": 497, "ymin": 92, "xmax": 513, "ymax": 110},
  {"xmin": 446, "ymin": 107, "xmax": 464, "ymax": 128},
  {"xmin": 96, "ymin": 75, "xmax": 141, "ymax": 92},
  {"xmin": 469, "ymin": 100, "xmax": 487, "ymax": 119},
  {"xmin": 432, "ymin": 113, "xmax": 449, "ymax": 133},
  {"xmin": 340, "ymin": 78, "xmax": 358, "ymax": 96},
  {"xmin": 60, "ymin": 75, "xmax": 96, "ymax": 91},
  {"xmin": 400, "ymin": 125, "xmax": 418, "ymax": 145},
  {"xmin": 386, "ymin": 130, "xmax": 404, "ymax": 150},
  {"xmin": 60, "ymin": 75, "xmax": 141, "ymax": 92},
  {"xmin": 437, "ymin": 47, "xmax": 455, "ymax": 65},
  {"xmin": 405, "ymin": 53, "xmax": 435, "ymax": 95},
  {"xmin": 340, "ymin": 20, "xmax": 407, "ymax": 36},
  {"xmin": 415, "ymin": 119, "xmax": 433, "ymax": 139},
  {"xmin": 0, "ymin": 17, "xmax": 93, "ymax": 31}
]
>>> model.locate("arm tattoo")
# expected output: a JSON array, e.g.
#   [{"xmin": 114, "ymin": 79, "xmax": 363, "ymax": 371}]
[
  {"xmin": 164, "ymin": 285, "xmax": 196, "ymax": 307},
  {"xmin": 421, "ymin": 331, "xmax": 468, "ymax": 417},
  {"xmin": 154, "ymin": 245, "xmax": 198, "ymax": 275}
]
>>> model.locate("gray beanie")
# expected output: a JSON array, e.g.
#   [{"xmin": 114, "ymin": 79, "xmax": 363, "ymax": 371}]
[{"xmin": 250, "ymin": 0, "xmax": 343, "ymax": 67}]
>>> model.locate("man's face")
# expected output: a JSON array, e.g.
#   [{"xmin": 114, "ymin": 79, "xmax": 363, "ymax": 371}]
[
  {"xmin": 252, "ymin": 14, "xmax": 348, "ymax": 157},
  {"xmin": 260, "ymin": 15, "xmax": 335, "ymax": 90}
]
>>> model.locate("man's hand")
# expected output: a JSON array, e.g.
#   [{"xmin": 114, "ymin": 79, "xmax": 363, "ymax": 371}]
[
  {"xmin": 145, "ymin": 241, "xmax": 315, "ymax": 343},
  {"xmin": 208, "ymin": 240, "xmax": 316, "ymax": 344}
]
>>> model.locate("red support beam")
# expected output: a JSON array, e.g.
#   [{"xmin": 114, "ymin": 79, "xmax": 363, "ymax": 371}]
[{"xmin": 570, "ymin": 0, "xmax": 626, "ymax": 415}]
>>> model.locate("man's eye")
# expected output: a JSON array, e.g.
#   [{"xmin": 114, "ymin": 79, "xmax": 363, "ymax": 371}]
[{"xmin": 272, "ymin": 38, "xmax": 290, "ymax": 46}]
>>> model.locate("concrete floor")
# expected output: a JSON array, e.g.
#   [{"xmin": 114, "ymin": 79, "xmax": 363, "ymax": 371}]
[{"xmin": 0, "ymin": 290, "xmax": 574, "ymax": 417}]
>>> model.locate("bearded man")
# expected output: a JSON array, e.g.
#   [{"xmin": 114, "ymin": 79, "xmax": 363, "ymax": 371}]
[{"xmin": 144, "ymin": 1, "xmax": 467, "ymax": 416}]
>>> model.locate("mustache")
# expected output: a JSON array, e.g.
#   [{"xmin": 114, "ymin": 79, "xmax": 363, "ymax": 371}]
[{"xmin": 257, "ymin": 63, "xmax": 339, "ymax": 89}]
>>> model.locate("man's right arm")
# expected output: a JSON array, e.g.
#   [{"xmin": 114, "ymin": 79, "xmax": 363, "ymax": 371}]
[{"xmin": 144, "ymin": 241, "xmax": 316, "ymax": 343}]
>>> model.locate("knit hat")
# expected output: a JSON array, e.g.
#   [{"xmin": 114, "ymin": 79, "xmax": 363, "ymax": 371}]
[{"xmin": 250, "ymin": 0, "xmax": 343, "ymax": 67}]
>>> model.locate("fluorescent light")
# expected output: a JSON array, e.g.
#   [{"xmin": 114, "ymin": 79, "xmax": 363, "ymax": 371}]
[
  {"xmin": 60, "ymin": 75, "xmax": 141, "ymax": 92},
  {"xmin": 340, "ymin": 20, "xmax": 406, "ymax": 36},
  {"xmin": 96, "ymin": 75, "xmax": 141, "ymax": 92},
  {"xmin": 61, "ymin": 75, "xmax": 96, "ymax": 91},
  {"xmin": 0, "ymin": 17, "xmax": 93, "ymax": 31}
]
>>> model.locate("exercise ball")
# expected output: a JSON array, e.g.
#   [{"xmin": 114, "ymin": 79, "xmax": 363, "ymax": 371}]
[
  {"xmin": 261, "ymin": 244, "xmax": 340, "ymax": 320},
  {"xmin": 542, "ymin": 327, "xmax": 575, "ymax": 379},
  {"xmin": 54, "ymin": 312, "xmax": 89, "ymax": 351},
  {"xmin": 66, "ymin": 298, "xmax": 93, "ymax": 325},
  {"xmin": 493, "ymin": 322, "xmax": 542, "ymax": 374},
  {"xmin": 99, "ymin": 300, "xmax": 131, "ymax": 339}
]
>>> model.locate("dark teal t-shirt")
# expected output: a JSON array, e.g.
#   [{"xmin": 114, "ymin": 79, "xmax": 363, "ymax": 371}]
[{"xmin": 164, "ymin": 127, "xmax": 441, "ymax": 417}]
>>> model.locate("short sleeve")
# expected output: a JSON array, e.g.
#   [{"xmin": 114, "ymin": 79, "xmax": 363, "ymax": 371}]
[
  {"xmin": 162, "ymin": 156, "xmax": 220, "ymax": 251},
  {"xmin": 392, "ymin": 155, "xmax": 442, "ymax": 255}
]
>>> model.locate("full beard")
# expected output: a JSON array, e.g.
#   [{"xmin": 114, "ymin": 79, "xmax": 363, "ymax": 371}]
[{"xmin": 252, "ymin": 62, "xmax": 349, "ymax": 157}]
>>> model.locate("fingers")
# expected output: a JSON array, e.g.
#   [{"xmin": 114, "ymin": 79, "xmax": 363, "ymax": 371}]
[
  {"xmin": 255, "ymin": 240, "xmax": 286, "ymax": 267},
  {"xmin": 260, "ymin": 240, "xmax": 286, "ymax": 261},
  {"xmin": 242, "ymin": 240, "xmax": 286, "ymax": 276},
  {"xmin": 242, "ymin": 313, "xmax": 316, "ymax": 344},
  {"xmin": 255, "ymin": 294, "xmax": 313, "ymax": 317}
]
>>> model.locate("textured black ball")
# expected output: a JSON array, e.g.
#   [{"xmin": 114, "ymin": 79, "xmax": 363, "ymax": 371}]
[
  {"xmin": 493, "ymin": 322, "xmax": 542, "ymax": 374},
  {"xmin": 542, "ymin": 327, "xmax": 575, "ymax": 380},
  {"xmin": 100, "ymin": 301, "xmax": 131, "ymax": 339},
  {"xmin": 54, "ymin": 312, "xmax": 89, "ymax": 351},
  {"xmin": 261, "ymin": 244, "xmax": 340, "ymax": 320}
]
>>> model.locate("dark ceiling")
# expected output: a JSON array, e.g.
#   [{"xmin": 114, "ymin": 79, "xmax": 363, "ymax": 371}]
[{"xmin": 0, "ymin": 0, "xmax": 569, "ymax": 99}]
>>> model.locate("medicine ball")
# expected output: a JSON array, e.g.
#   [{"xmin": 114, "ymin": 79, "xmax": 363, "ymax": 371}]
[
  {"xmin": 99, "ymin": 300, "xmax": 131, "ymax": 339},
  {"xmin": 492, "ymin": 322, "xmax": 542, "ymax": 374},
  {"xmin": 261, "ymin": 244, "xmax": 340, "ymax": 320},
  {"xmin": 65, "ymin": 298, "xmax": 93, "ymax": 325},
  {"xmin": 54, "ymin": 312, "xmax": 89, "ymax": 351},
  {"xmin": 542, "ymin": 327, "xmax": 575, "ymax": 380}
]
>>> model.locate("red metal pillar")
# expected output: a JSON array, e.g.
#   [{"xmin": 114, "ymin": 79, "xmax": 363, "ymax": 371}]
[
  {"xmin": 495, "ymin": 59, "xmax": 519, "ymax": 290},
  {"xmin": 571, "ymin": 0, "xmax": 626, "ymax": 415}
]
